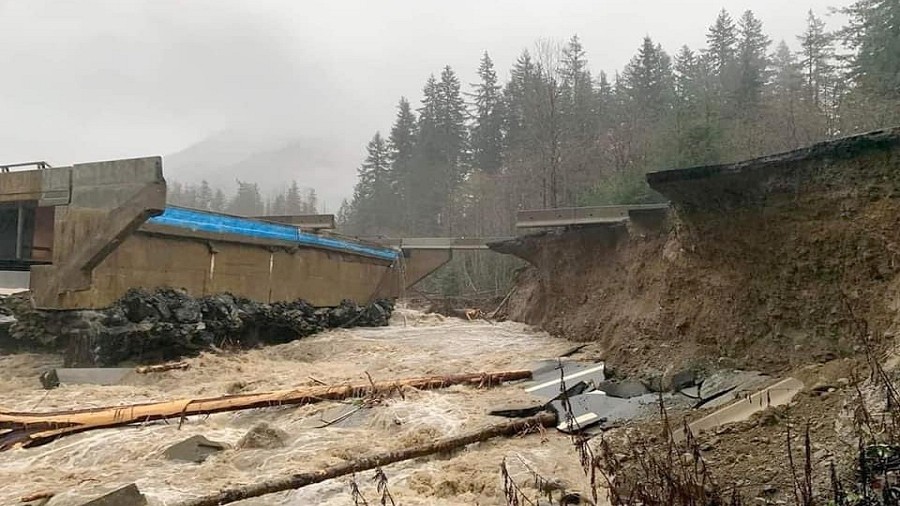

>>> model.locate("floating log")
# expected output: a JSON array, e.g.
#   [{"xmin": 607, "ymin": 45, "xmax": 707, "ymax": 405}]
[
  {"xmin": 134, "ymin": 361, "xmax": 191, "ymax": 374},
  {"xmin": 0, "ymin": 370, "xmax": 532, "ymax": 450},
  {"xmin": 176, "ymin": 411, "xmax": 557, "ymax": 506}
]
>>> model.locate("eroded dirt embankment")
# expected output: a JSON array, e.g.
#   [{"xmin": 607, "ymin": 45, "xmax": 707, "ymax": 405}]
[{"xmin": 497, "ymin": 128, "xmax": 900, "ymax": 375}]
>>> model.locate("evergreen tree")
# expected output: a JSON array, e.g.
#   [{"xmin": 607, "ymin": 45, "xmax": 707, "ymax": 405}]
[
  {"xmin": 409, "ymin": 74, "xmax": 443, "ymax": 234},
  {"xmin": 561, "ymin": 35, "xmax": 594, "ymax": 117},
  {"xmin": 596, "ymin": 70, "xmax": 613, "ymax": 117},
  {"xmin": 182, "ymin": 184, "xmax": 199, "ymax": 209},
  {"xmin": 503, "ymin": 50, "xmax": 546, "ymax": 207},
  {"xmin": 349, "ymin": 132, "xmax": 392, "ymax": 234},
  {"xmin": 285, "ymin": 181, "xmax": 302, "ymax": 214},
  {"xmin": 336, "ymin": 198, "xmax": 355, "ymax": 233},
  {"xmin": 559, "ymin": 35, "xmax": 598, "ymax": 204},
  {"xmin": 271, "ymin": 193, "xmax": 287, "ymax": 215},
  {"xmin": 228, "ymin": 181, "xmax": 264, "ymax": 216},
  {"xmin": 436, "ymin": 65, "xmax": 469, "ymax": 183},
  {"xmin": 769, "ymin": 40, "xmax": 805, "ymax": 148},
  {"xmin": 411, "ymin": 67, "xmax": 468, "ymax": 233},
  {"xmin": 672, "ymin": 45, "xmax": 718, "ymax": 165},
  {"xmin": 210, "ymin": 189, "xmax": 226, "ymax": 212},
  {"xmin": 504, "ymin": 50, "xmax": 538, "ymax": 153},
  {"xmin": 469, "ymin": 52, "xmax": 504, "ymax": 174},
  {"xmin": 736, "ymin": 10, "xmax": 771, "ymax": 109},
  {"xmin": 622, "ymin": 36, "xmax": 674, "ymax": 119},
  {"xmin": 839, "ymin": 0, "xmax": 900, "ymax": 99},
  {"xmin": 305, "ymin": 189, "xmax": 318, "ymax": 213},
  {"xmin": 388, "ymin": 97, "xmax": 418, "ymax": 230},
  {"xmin": 798, "ymin": 10, "xmax": 835, "ymax": 108},
  {"xmin": 706, "ymin": 9, "xmax": 738, "ymax": 76},
  {"xmin": 168, "ymin": 181, "xmax": 183, "ymax": 206},
  {"xmin": 196, "ymin": 180, "xmax": 213, "ymax": 210}
]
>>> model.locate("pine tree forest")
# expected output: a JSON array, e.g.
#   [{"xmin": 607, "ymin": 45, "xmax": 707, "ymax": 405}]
[
  {"xmin": 168, "ymin": 179, "xmax": 319, "ymax": 218},
  {"xmin": 173, "ymin": 2, "xmax": 900, "ymax": 299},
  {"xmin": 338, "ymin": 3, "xmax": 900, "ymax": 298}
]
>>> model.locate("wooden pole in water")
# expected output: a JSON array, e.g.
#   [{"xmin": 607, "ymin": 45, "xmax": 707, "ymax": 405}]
[
  {"xmin": 176, "ymin": 411, "xmax": 557, "ymax": 506},
  {"xmin": 0, "ymin": 370, "xmax": 532, "ymax": 450}
]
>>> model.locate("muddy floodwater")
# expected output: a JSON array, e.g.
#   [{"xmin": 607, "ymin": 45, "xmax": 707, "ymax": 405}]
[{"xmin": 0, "ymin": 308, "xmax": 600, "ymax": 505}]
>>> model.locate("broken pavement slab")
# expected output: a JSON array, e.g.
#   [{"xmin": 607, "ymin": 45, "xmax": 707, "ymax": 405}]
[
  {"xmin": 673, "ymin": 377, "xmax": 804, "ymax": 442},
  {"xmin": 595, "ymin": 380, "xmax": 651, "ymax": 399},
  {"xmin": 163, "ymin": 435, "xmax": 227, "ymax": 463},
  {"xmin": 80, "ymin": 484, "xmax": 147, "ymax": 506},
  {"xmin": 692, "ymin": 370, "xmax": 770, "ymax": 409},
  {"xmin": 552, "ymin": 391, "xmax": 656, "ymax": 433},
  {"xmin": 490, "ymin": 382, "xmax": 591, "ymax": 419},
  {"xmin": 39, "ymin": 368, "xmax": 137, "ymax": 389},
  {"xmin": 525, "ymin": 362, "xmax": 605, "ymax": 399}
]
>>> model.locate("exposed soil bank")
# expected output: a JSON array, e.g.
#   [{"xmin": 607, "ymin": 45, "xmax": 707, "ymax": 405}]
[{"xmin": 496, "ymin": 127, "xmax": 900, "ymax": 374}]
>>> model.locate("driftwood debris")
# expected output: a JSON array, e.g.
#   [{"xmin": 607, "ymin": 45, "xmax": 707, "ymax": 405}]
[
  {"xmin": 0, "ymin": 370, "xmax": 531, "ymax": 450},
  {"xmin": 19, "ymin": 491, "xmax": 54, "ymax": 503},
  {"xmin": 134, "ymin": 361, "xmax": 191, "ymax": 374},
  {"xmin": 176, "ymin": 411, "xmax": 557, "ymax": 506}
]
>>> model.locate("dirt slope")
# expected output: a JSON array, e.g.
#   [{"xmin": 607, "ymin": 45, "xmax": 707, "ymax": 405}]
[{"xmin": 499, "ymin": 128, "xmax": 900, "ymax": 376}]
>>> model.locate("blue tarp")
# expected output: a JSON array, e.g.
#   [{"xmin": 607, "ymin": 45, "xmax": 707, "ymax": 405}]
[{"xmin": 147, "ymin": 207, "xmax": 399, "ymax": 261}]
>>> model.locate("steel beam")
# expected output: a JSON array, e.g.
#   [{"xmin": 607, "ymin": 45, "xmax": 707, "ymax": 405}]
[{"xmin": 364, "ymin": 237, "xmax": 514, "ymax": 250}]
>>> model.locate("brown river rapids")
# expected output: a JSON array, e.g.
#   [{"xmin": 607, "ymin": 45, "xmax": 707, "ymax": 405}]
[{"xmin": 0, "ymin": 308, "xmax": 601, "ymax": 505}]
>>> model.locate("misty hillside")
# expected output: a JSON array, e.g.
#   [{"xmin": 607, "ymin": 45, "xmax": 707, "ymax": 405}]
[{"xmin": 162, "ymin": 130, "xmax": 360, "ymax": 212}]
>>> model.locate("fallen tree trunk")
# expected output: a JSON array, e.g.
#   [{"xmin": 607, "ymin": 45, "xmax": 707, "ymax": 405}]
[
  {"xmin": 177, "ymin": 411, "xmax": 557, "ymax": 506},
  {"xmin": 0, "ymin": 370, "xmax": 532, "ymax": 450},
  {"xmin": 134, "ymin": 361, "xmax": 191, "ymax": 374}
]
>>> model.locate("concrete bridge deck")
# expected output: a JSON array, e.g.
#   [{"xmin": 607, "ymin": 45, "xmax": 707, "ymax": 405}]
[{"xmin": 516, "ymin": 204, "xmax": 669, "ymax": 229}]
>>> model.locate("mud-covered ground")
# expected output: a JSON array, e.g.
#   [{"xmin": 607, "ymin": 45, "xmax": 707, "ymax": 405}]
[{"xmin": 0, "ymin": 308, "xmax": 599, "ymax": 506}]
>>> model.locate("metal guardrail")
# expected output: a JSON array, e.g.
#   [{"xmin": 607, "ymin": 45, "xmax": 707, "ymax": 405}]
[
  {"xmin": 516, "ymin": 204, "xmax": 669, "ymax": 228},
  {"xmin": 363, "ymin": 237, "xmax": 514, "ymax": 250}
]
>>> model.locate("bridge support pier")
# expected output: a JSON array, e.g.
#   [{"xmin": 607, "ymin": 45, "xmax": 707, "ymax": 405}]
[
  {"xmin": 403, "ymin": 249, "xmax": 452, "ymax": 288},
  {"xmin": 377, "ymin": 248, "xmax": 452, "ymax": 298}
]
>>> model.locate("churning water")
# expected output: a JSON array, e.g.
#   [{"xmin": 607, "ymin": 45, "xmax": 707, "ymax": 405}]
[{"xmin": 0, "ymin": 308, "xmax": 597, "ymax": 505}]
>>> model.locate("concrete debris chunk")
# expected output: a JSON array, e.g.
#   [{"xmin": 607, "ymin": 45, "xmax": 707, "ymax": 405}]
[
  {"xmin": 488, "ymin": 404, "xmax": 546, "ymax": 418},
  {"xmin": 595, "ymin": 380, "xmax": 651, "ymax": 399},
  {"xmin": 163, "ymin": 435, "xmax": 227, "ymax": 463},
  {"xmin": 693, "ymin": 370, "xmax": 769, "ymax": 409},
  {"xmin": 670, "ymin": 369, "xmax": 699, "ymax": 392},
  {"xmin": 525, "ymin": 361, "xmax": 605, "ymax": 399},
  {"xmin": 80, "ymin": 484, "xmax": 147, "ymax": 506},
  {"xmin": 237, "ymin": 422, "xmax": 290, "ymax": 449},
  {"xmin": 552, "ymin": 391, "xmax": 654, "ymax": 433}
]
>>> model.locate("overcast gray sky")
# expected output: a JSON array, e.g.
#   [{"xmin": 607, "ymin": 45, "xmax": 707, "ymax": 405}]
[{"xmin": 0, "ymin": 0, "xmax": 849, "ymax": 171}]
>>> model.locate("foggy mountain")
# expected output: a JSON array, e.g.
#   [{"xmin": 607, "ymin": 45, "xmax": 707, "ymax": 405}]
[{"xmin": 163, "ymin": 130, "xmax": 360, "ymax": 213}]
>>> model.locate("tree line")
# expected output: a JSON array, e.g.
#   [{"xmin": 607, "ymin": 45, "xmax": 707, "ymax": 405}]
[
  {"xmin": 168, "ymin": 180, "xmax": 318, "ymax": 217},
  {"xmin": 339, "ymin": 0, "xmax": 900, "ymax": 239}
]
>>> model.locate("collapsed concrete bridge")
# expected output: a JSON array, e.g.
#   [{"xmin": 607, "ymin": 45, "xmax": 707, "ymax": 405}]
[
  {"xmin": 0, "ymin": 157, "xmax": 413, "ymax": 309},
  {"xmin": 0, "ymin": 155, "xmax": 672, "ymax": 310}
]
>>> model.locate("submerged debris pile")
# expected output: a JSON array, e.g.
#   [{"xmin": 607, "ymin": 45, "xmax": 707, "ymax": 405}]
[{"xmin": 0, "ymin": 288, "xmax": 394, "ymax": 366}]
